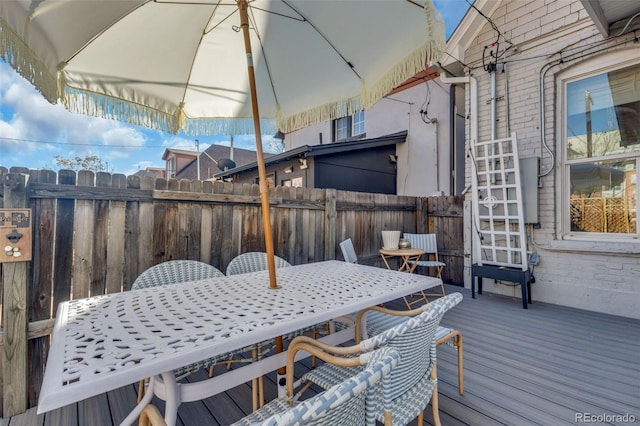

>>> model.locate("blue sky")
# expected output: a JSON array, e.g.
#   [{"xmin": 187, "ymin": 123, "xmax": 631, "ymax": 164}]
[{"xmin": 0, "ymin": 0, "xmax": 470, "ymax": 175}]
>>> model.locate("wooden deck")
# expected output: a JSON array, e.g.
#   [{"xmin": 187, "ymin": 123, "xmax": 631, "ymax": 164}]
[{"xmin": 3, "ymin": 285, "xmax": 639, "ymax": 425}]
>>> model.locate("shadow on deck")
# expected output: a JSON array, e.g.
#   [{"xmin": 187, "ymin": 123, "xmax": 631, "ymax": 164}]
[{"xmin": 4, "ymin": 285, "xmax": 639, "ymax": 425}]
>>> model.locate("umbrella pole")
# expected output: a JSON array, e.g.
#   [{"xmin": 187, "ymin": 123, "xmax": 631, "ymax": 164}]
[
  {"xmin": 238, "ymin": 0, "xmax": 286, "ymax": 396},
  {"xmin": 238, "ymin": 0, "xmax": 279, "ymax": 291}
]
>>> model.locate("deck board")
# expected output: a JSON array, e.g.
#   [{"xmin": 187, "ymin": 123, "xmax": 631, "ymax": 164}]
[{"xmin": 4, "ymin": 285, "xmax": 639, "ymax": 425}]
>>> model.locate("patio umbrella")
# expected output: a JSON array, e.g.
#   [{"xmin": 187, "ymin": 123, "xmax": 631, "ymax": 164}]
[{"xmin": 1, "ymin": 0, "xmax": 445, "ymax": 290}]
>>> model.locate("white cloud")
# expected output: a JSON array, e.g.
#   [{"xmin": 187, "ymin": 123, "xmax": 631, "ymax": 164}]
[
  {"xmin": 162, "ymin": 135, "xmax": 197, "ymax": 150},
  {"xmin": 0, "ymin": 62, "xmax": 157, "ymax": 172}
]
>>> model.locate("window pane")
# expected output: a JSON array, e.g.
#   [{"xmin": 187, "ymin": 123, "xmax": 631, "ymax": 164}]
[
  {"xmin": 334, "ymin": 117, "xmax": 349, "ymax": 141},
  {"xmin": 353, "ymin": 111, "xmax": 365, "ymax": 136},
  {"xmin": 566, "ymin": 64, "xmax": 640, "ymax": 160},
  {"xmin": 282, "ymin": 176, "xmax": 303, "ymax": 187},
  {"xmin": 569, "ymin": 160, "xmax": 636, "ymax": 234}
]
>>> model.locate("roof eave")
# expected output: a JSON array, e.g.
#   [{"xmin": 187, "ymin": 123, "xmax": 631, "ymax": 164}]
[
  {"xmin": 214, "ymin": 131, "xmax": 408, "ymax": 178},
  {"xmin": 439, "ymin": 0, "xmax": 502, "ymax": 72}
]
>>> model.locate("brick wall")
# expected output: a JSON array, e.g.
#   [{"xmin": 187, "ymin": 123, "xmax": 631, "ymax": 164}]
[{"xmin": 462, "ymin": 0, "xmax": 639, "ymax": 318}]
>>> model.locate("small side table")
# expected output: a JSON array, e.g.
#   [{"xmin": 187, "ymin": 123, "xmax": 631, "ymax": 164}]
[
  {"xmin": 379, "ymin": 247, "xmax": 428, "ymax": 308},
  {"xmin": 379, "ymin": 248, "xmax": 425, "ymax": 273}
]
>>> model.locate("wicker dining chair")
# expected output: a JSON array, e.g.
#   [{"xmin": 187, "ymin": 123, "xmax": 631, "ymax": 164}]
[
  {"xmin": 233, "ymin": 344, "xmax": 399, "ymax": 426},
  {"xmin": 299, "ymin": 292, "xmax": 463, "ymax": 426},
  {"xmin": 226, "ymin": 251, "xmax": 292, "ymax": 276},
  {"xmin": 225, "ymin": 252, "xmax": 294, "ymax": 406},
  {"xmin": 403, "ymin": 233, "xmax": 447, "ymax": 300},
  {"xmin": 132, "ymin": 260, "xmax": 252, "ymax": 402},
  {"xmin": 138, "ymin": 345, "xmax": 400, "ymax": 426},
  {"xmin": 360, "ymin": 307, "xmax": 464, "ymax": 396},
  {"xmin": 132, "ymin": 259, "xmax": 225, "ymax": 289},
  {"xmin": 225, "ymin": 251, "xmax": 335, "ymax": 406}
]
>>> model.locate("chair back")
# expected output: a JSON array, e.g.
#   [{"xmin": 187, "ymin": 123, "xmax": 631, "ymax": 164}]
[
  {"xmin": 403, "ymin": 233, "xmax": 438, "ymax": 254},
  {"xmin": 339, "ymin": 238, "xmax": 358, "ymax": 264},
  {"xmin": 359, "ymin": 293, "xmax": 462, "ymax": 423},
  {"xmin": 226, "ymin": 252, "xmax": 292, "ymax": 276},
  {"xmin": 260, "ymin": 347, "xmax": 399, "ymax": 426},
  {"xmin": 132, "ymin": 260, "xmax": 224, "ymax": 289}
]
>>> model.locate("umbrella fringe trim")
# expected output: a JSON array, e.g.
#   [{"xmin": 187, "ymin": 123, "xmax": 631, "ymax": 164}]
[
  {"xmin": 62, "ymin": 85, "xmax": 181, "ymax": 134},
  {"xmin": 62, "ymin": 84, "xmax": 277, "ymax": 136},
  {"xmin": 279, "ymin": 97, "xmax": 363, "ymax": 134},
  {"xmin": 0, "ymin": 17, "xmax": 58, "ymax": 104},
  {"xmin": 361, "ymin": 44, "xmax": 434, "ymax": 109},
  {"xmin": 280, "ymin": 0, "xmax": 445, "ymax": 134},
  {"xmin": 185, "ymin": 117, "xmax": 277, "ymax": 137},
  {"xmin": 362, "ymin": 0, "xmax": 445, "ymax": 109}
]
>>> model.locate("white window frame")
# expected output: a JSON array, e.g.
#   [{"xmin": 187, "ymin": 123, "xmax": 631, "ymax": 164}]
[
  {"xmin": 332, "ymin": 111, "xmax": 365, "ymax": 142},
  {"xmin": 353, "ymin": 110, "xmax": 365, "ymax": 136},
  {"xmin": 334, "ymin": 116, "xmax": 350, "ymax": 141},
  {"xmin": 556, "ymin": 49, "xmax": 640, "ymax": 246},
  {"xmin": 167, "ymin": 157, "xmax": 176, "ymax": 178}
]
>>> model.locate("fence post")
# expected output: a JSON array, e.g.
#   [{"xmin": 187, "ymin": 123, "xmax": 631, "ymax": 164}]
[
  {"xmin": 324, "ymin": 189, "xmax": 337, "ymax": 260},
  {"xmin": 2, "ymin": 172, "xmax": 29, "ymax": 417}
]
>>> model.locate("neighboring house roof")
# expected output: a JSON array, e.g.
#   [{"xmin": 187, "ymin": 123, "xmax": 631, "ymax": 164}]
[
  {"xmin": 165, "ymin": 143, "xmax": 270, "ymax": 179},
  {"xmin": 133, "ymin": 167, "xmax": 166, "ymax": 179},
  {"xmin": 201, "ymin": 144, "xmax": 261, "ymax": 169},
  {"xmin": 162, "ymin": 148, "xmax": 198, "ymax": 160},
  {"xmin": 214, "ymin": 131, "xmax": 407, "ymax": 178}
]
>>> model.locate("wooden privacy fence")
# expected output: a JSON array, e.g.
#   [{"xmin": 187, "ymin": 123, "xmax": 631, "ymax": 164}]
[{"xmin": 0, "ymin": 167, "xmax": 463, "ymax": 416}]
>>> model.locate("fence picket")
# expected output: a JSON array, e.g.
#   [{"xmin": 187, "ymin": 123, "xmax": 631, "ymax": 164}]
[
  {"xmin": 106, "ymin": 174, "xmax": 127, "ymax": 294},
  {"xmin": 28, "ymin": 170, "xmax": 56, "ymax": 408}
]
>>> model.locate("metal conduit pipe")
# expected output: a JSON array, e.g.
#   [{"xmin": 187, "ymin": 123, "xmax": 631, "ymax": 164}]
[
  {"xmin": 539, "ymin": 61, "xmax": 557, "ymax": 178},
  {"xmin": 490, "ymin": 70, "xmax": 497, "ymax": 140}
]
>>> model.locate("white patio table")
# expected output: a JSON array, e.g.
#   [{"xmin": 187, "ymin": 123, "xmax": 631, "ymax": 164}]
[{"xmin": 37, "ymin": 260, "xmax": 441, "ymax": 425}]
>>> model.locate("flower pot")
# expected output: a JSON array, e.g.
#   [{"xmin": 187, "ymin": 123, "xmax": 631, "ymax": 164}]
[{"xmin": 381, "ymin": 231, "xmax": 401, "ymax": 250}]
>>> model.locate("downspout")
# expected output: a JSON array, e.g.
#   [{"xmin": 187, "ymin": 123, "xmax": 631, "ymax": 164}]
[
  {"xmin": 439, "ymin": 73, "xmax": 478, "ymax": 159},
  {"xmin": 439, "ymin": 72, "xmax": 478, "ymax": 288},
  {"xmin": 433, "ymin": 118, "xmax": 439, "ymax": 193},
  {"xmin": 449, "ymin": 86, "xmax": 456, "ymax": 193}
]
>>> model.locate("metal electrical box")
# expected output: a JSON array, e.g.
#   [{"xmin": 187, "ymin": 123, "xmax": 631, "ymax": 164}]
[
  {"xmin": 1, "ymin": 209, "xmax": 32, "ymax": 263},
  {"xmin": 519, "ymin": 157, "xmax": 539, "ymax": 224},
  {"xmin": 503, "ymin": 157, "xmax": 539, "ymax": 224}
]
